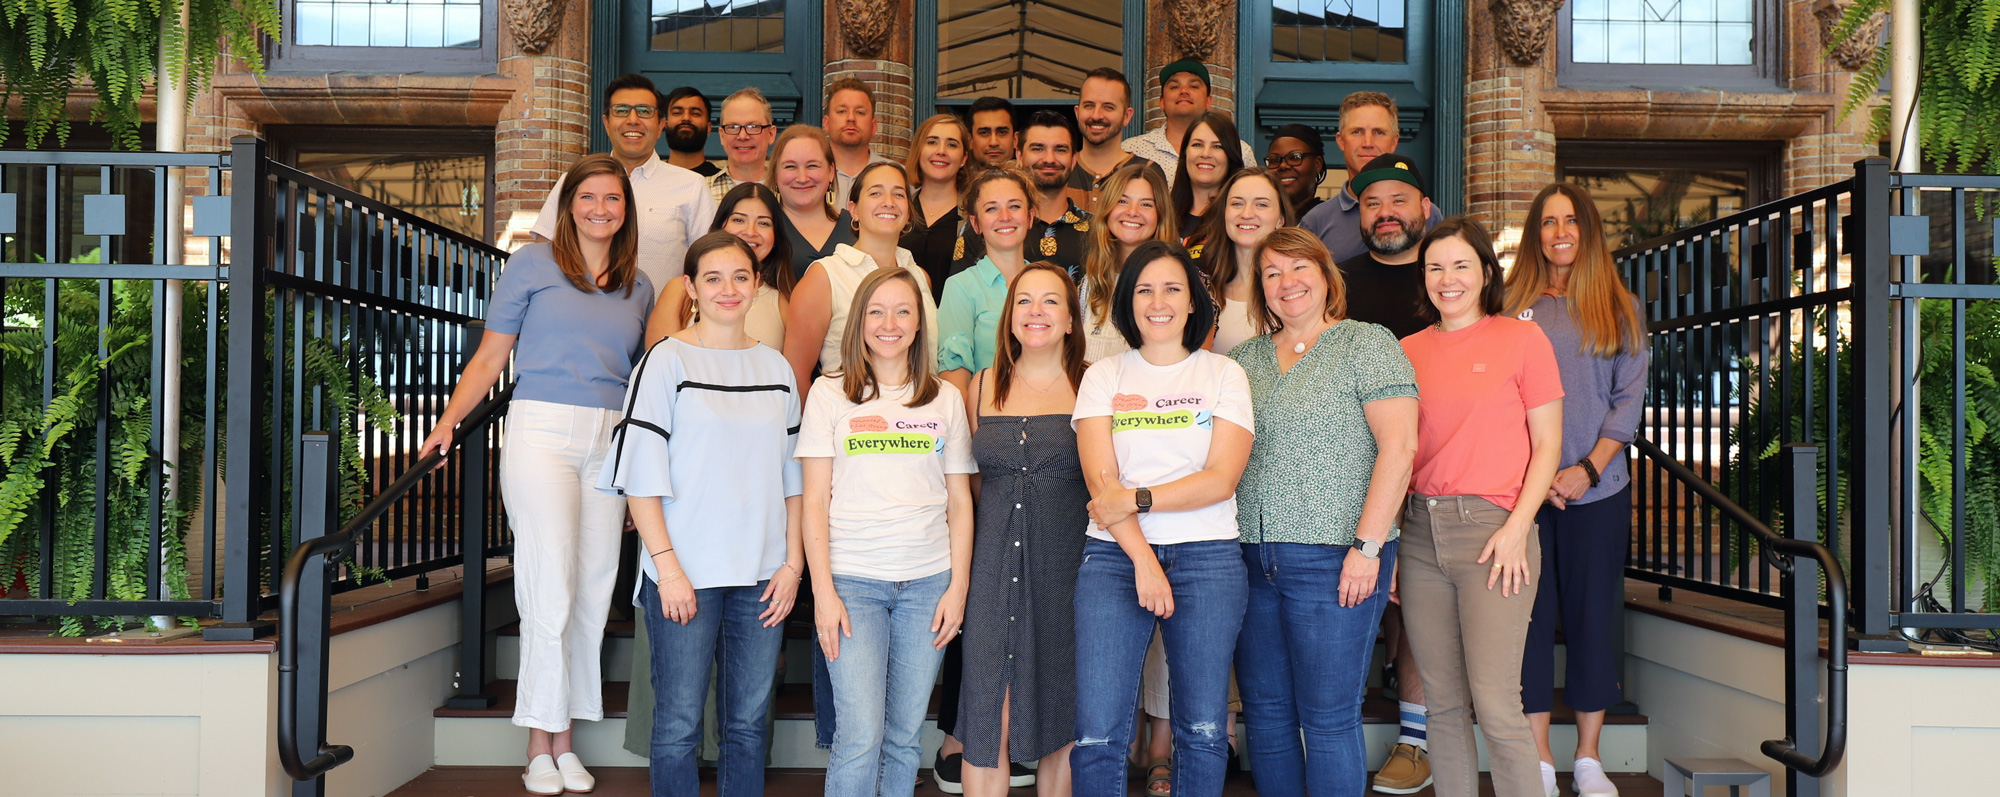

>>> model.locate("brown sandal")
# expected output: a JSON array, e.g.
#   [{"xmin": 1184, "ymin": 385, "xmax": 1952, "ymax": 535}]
[{"xmin": 1145, "ymin": 758, "xmax": 1173, "ymax": 796}]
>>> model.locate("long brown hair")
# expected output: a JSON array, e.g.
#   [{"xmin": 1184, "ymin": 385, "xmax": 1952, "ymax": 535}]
[
  {"xmin": 1247, "ymin": 227, "xmax": 1346, "ymax": 336},
  {"xmin": 711, "ymin": 181, "xmax": 797, "ymax": 296},
  {"xmin": 1191, "ymin": 167, "xmax": 1296, "ymax": 311},
  {"xmin": 766, "ymin": 124, "xmax": 839, "ymax": 221},
  {"xmin": 550, "ymin": 154, "xmax": 641, "ymax": 297},
  {"xmin": 1084, "ymin": 161, "xmax": 1176, "ymax": 329},
  {"xmin": 991, "ymin": 261, "xmax": 1086, "ymax": 411},
  {"xmin": 836, "ymin": 268, "xmax": 941, "ymax": 408},
  {"xmin": 1503, "ymin": 182, "xmax": 1645, "ymax": 357},
  {"xmin": 1170, "ymin": 111, "xmax": 1247, "ymax": 221},
  {"xmin": 907, "ymin": 113, "xmax": 973, "ymax": 195}
]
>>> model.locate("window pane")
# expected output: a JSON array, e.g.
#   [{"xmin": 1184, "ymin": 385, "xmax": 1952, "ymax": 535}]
[
  {"xmin": 651, "ymin": 0, "xmax": 785, "ymax": 52},
  {"xmin": 1561, "ymin": 166, "xmax": 1753, "ymax": 248},
  {"xmin": 937, "ymin": 0, "xmax": 1123, "ymax": 99},
  {"xmin": 294, "ymin": 0, "xmax": 481, "ymax": 49},
  {"xmin": 1272, "ymin": 0, "xmax": 1408, "ymax": 63},
  {"xmin": 293, "ymin": 150, "xmax": 490, "ymax": 241},
  {"xmin": 1574, "ymin": 0, "xmax": 1758, "ymax": 65}
]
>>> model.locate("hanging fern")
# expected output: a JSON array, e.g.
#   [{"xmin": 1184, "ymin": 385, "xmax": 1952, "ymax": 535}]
[
  {"xmin": 1832, "ymin": 0, "xmax": 2000, "ymax": 175},
  {"xmin": 0, "ymin": 0, "xmax": 280, "ymax": 150}
]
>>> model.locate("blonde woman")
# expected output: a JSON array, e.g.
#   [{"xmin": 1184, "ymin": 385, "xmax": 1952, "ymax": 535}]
[{"xmin": 1079, "ymin": 161, "xmax": 1177, "ymax": 363}]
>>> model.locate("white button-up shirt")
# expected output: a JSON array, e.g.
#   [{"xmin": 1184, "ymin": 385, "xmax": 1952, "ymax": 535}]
[{"xmin": 532, "ymin": 152, "xmax": 718, "ymax": 291}]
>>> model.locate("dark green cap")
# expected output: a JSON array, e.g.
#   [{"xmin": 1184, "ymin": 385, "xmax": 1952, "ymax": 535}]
[
  {"xmin": 1158, "ymin": 60, "xmax": 1210, "ymax": 87},
  {"xmin": 1349, "ymin": 153, "xmax": 1427, "ymax": 198}
]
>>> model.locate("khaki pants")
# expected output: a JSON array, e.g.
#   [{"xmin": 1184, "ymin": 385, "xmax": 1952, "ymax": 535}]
[{"xmin": 1399, "ymin": 494, "xmax": 1543, "ymax": 797}]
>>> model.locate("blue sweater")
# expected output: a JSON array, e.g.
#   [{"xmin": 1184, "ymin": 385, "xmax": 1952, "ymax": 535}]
[{"xmin": 1523, "ymin": 295, "xmax": 1648, "ymax": 505}]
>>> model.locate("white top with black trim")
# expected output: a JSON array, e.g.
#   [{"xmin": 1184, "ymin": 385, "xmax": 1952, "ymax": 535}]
[{"xmin": 599, "ymin": 337, "xmax": 803, "ymax": 594}]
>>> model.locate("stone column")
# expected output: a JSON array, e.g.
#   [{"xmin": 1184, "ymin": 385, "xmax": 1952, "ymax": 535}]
[
  {"xmin": 823, "ymin": 0, "xmax": 917, "ymax": 162},
  {"xmin": 1464, "ymin": 0, "xmax": 1560, "ymax": 257},
  {"xmin": 1142, "ymin": 0, "xmax": 1242, "ymax": 129},
  {"xmin": 493, "ymin": 0, "xmax": 594, "ymax": 250},
  {"xmin": 1786, "ymin": 0, "xmax": 1883, "ymax": 194}
]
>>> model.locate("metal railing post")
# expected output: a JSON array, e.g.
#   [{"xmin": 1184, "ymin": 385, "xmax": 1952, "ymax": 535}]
[
  {"xmin": 447, "ymin": 319, "xmax": 497, "ymax": 709},
  {"xmin": 1849, "ymin": 157, "xmax": 1895, "ymax": 637},
  {"xmin": 286, "ymin": 432, "xmax": 340, "ymax": 796},
  {"xmin": 207, "ymin": 136, "xmax": 275, "ymax": 640},
  {"xmin": 1783, "ymin": 444, "xmax": 1824, "ymax": 797}
]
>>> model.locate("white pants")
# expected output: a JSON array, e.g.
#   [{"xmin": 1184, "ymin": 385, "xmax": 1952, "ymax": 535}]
[{"xmin": 501, "ymin": 399, "xmax": 626, "ymax": 732}]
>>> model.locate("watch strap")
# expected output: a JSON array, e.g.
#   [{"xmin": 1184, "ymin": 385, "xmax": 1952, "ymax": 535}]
[{"xmin": 1135, "ymin": 487, "xmax": 1152, "ymax": 513}]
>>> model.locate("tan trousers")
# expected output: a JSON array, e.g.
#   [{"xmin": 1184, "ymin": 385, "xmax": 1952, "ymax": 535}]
[{"xmin": 1399, "ymin": 494, "xmax": 1544, "ymax": 797}]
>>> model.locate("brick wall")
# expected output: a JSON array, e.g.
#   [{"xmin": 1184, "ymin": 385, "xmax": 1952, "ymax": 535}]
[
  {"xmin": 494, "ymin": 52, "xmax": 592, "ymax": 251},
  {"xmin": 1139, "ymin": 0, "xmax": 1242, "ymax": 131},
  {"xmin": 823, "ymin": 60, "xmax": 917, "ymax": 163},
  {"xmin": 1462, "ymin": 4, "xmax": 1556, "ymax": 259}
]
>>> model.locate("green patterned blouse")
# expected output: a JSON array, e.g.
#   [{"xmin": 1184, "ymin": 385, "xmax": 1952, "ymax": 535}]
[{"xmin": 1229, "ymin": 320, "xmax": 1419, "ymax": 545}]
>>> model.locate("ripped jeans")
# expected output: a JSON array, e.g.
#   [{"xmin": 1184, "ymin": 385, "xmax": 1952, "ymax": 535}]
[{"xmin": 1070, "ymin": 538, "xmax": 1246, "ymax": 797}]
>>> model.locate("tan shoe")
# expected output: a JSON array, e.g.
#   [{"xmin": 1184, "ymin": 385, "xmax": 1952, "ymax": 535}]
[{"xmin": 1372, "ymin": 743, "xmax": 1434, "ymax": 794}]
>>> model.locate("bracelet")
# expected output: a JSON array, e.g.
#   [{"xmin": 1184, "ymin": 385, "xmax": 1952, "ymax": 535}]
[
  {"xmin": 657, "ymin": 569, "xmax": 686, "ymax": 585},
  {"xmin": 779, "ymin": 562, "xmax": 803, "ymax": 580},
  {"xmin": 1577, "ymin": 458, "xmax": 1601, "ymax": 488},
  {"xmin": 649, "ymin": 548, "xmax": 675, "ymax": 559}
]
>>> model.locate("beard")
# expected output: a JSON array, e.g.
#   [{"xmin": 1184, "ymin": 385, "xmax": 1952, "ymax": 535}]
[
  {"xmin": 1363, "ymin": 213, "xmax": 1425, "ymax": 257},
  {"xmin": 664, "ymin": 124, "xmax": 707, "ymax": 153},
  {"xmin": 1031, "ymin": 163, "xmax": 1069, "ymax": 192}
]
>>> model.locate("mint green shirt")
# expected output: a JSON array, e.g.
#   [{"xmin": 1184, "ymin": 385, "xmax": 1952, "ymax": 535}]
[
  {"xmin": 937, "ymin": 256, "xmax": 1011, "ymax": 374},
  {"xmin": 1229, "ymin": 320, "xmax": 1419, "ymax": 545}
]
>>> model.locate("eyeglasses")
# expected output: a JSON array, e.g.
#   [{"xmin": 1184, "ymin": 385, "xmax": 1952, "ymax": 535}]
[
  {"xmin": 720, "ymin": 123, "xmax": 771, "ymax": 136},
  {"xmin": 1263, "ymin": 152, "xmax": 1318, "ymax": 167},
  {"xmin": 608, "ymin": 104, "xmax": 658, "ymax": 119}
]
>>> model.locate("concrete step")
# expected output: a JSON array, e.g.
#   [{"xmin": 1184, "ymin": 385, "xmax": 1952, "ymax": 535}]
[{"xmin": 432, "ymin": 681, "xmax": 1646, "ymax": 772}]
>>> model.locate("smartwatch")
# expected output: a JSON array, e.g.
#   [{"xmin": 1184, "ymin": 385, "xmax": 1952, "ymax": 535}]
[
  {"xmin": 1356, "ymin": 537, "xmax": 1385, "ymax": 559},
  {"xmin": 1135, "ymin": 487, "xmax": 1153, "ymax": 514}
]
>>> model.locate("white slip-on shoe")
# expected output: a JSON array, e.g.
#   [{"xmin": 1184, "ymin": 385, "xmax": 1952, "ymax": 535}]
[
  {"xmin": 522, "ymin": 754, "xmax": 564, "ymax": 796},
  {"xmin": 1571, "ymin": 757, "xmax": 1620, "ymax": 797},
  {"xmin": 1541, "ymin": 760, "xmax": 1561, "ymax": 797},
  {"xmin": 555, "ymin": 752, "xmax": 594, "ymax": 793}
]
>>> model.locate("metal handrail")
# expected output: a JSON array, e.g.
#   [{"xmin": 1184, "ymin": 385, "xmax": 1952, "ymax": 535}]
[
  {"xmin": 1633, "ymin": 437, "xmax": 1848, "ymax": 777},
  {"xmin": 276, "ymin": 382, "xmax": 514, "ymax": 781}
]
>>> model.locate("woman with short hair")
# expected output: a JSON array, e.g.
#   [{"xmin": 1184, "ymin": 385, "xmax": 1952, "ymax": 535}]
[{"xmin": 938, "ymin": 167, "xmax": 1042, "ymax": 397}]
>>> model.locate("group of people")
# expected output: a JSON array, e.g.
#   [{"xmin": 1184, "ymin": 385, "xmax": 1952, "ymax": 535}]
[{"xmin": 419, "ymin": 63, "xmax": 1648, "ymax": 797}]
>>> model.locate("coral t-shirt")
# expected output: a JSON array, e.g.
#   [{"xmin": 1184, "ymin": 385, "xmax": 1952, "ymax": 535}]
[{"xmin": 1401, "ymin": 314, "xmax": 1564, "ymax": 512}]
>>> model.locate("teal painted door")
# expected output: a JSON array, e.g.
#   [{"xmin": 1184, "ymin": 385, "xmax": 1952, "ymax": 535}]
[
  {"xmin": 595, "ymin": 1, "xmax": 824, "ymax": 157},
  {"xmin": 1237, "ymin": 0, "xmax": 1464, "ymax": 213}
]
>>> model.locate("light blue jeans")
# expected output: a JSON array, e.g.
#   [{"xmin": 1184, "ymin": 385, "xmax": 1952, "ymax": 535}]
[{"xmin": 822, "ymin": 570, "xmax": 952, "ymax": 797}]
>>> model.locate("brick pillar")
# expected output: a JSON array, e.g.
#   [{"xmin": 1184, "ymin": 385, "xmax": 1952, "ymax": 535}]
[
  {"xmin": 1141, "ymin": 0, "xmax": 1242, "ymax": 130},
  {"xmin": 1463, "ymin": 1, "xmax": 1557, "ymax": 260},
  {"xmin": 1782, "ymin": 0, "xmax": 1879, "ymax": 195},
  {"xmin": 493, "ymin": 0, "xmax": 593, "ymax": 251},
  {"xmin": 824, "ymin": 0, "xmax": 917, "ymax": 163}
]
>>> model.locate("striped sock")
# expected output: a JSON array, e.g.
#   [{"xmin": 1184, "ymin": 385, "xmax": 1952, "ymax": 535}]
[{"xmin": 1398, "ymin": 701, "xmax": 1428, "ymax": 751}]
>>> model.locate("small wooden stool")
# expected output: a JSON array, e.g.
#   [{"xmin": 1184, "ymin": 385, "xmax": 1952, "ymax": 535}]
[{"xmin": 1662, "ymin": 757, "xmax": 1772, "ymax": 797}]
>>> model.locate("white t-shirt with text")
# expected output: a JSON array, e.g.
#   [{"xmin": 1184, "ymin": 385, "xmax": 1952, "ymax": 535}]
[{"xmin": 1072, "ymin": 348, "xmax": 1254, "ymax": 544}]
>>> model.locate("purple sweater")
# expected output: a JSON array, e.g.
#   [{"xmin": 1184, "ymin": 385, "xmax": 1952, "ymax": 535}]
[{"xmin": 1522, "ymin": 295, "xmax": 1648, "ymax": 505}]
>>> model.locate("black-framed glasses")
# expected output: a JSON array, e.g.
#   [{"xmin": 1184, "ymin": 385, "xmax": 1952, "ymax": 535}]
[
  {"xmin": 1263, "ymin": 152, "xmax": 1317, "ymax": 167},
  {"xmin": 720, "ymin": 123, "xmax": 771, "ymax": 136},
  {"xmin": 609, "ymin": 104, "xmax": 658, "ymax": 119}
]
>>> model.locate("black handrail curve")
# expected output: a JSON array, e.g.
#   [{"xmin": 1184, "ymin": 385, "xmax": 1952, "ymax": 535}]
[
  {"xmin": 277, "ymin": 382, "xmax": 514, "ymax": 781},
  {"xmin": 1632, "ymin": 437, "xmax": 1848, "ymax": 777}
]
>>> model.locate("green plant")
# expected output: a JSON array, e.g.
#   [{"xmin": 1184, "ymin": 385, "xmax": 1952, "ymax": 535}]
[
  {"xmin": 1828, "ymin": 0, "xmax": 2000, "ymax": 175},
  {"xmin": 0, "ymin": 0, "xmax": 280, "ymax": 150}
]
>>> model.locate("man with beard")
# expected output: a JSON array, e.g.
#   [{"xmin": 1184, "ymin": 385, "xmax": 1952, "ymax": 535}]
[
  {"xmin": 1120, "ymin": 60, "xmax": 1257, "ymax": 185},
  {"xmin": 945, "ymin": 111, "xmax": 1092, "ymax": 281},
  {"xmin": 1338, "ymin": 154, "xmax": 1436, "ymax": 341},
  {"xmin": 661, "ymin": 86, "xmax": 719, "ymax": 177},
  {"xmin": 1264, "ymin": 123, "xmax": 1328, "ymax": 216},
  {"xmin": 1302, "ymin": 91, "xmax": 1441, "ymax": 264},
  {"xmin": 967, "ymin": 96, "xmax": 1018, "ymax": 170},
  {"xmin": 532, "ymin": 73, "xmax": 715, "ymax": 290},
  {"xmin": 824, "ymin": 78, "xmax": 890, "ymax": 203},
  {"xmin": 1070, "ymin": 67, "xmax": 1138, "ymax": 207}
]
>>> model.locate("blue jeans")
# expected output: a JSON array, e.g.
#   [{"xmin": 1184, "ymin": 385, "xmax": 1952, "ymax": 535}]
[
  {"xmin": 637, "ymin": 577, "xmax": 785, "ymax": 797},
  {"xmin": 1070, "ymin": 538, "xmax": 1247, "ymax": 797},
  {"xmin": 822, "ymin": 570, "xmax": 952, "ymax": 797},
  {"xmin": 1235, "ymin": 541, "xmax": 1399, "ymax": 797}
]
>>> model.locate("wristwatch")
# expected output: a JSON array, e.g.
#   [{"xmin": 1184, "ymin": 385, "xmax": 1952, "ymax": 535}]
[
  {"xmin": 1356, "ymin": 537, "xmax": 1385, "ymax": 559},
  {"xmin": 1134, "ymin": 487, "xmax": 1153, "ymax": 514}
]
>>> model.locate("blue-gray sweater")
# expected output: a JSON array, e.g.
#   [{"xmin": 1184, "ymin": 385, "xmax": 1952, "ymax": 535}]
[{"xmin": 1523, "ymin": 295, "xmax": 1648, "ymax": 505}]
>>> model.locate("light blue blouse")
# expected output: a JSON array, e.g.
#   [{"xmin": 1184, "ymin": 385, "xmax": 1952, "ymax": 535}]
[
  {"xmin": 484, "ymin": 243, "xmax": 655, "ymax": 411},
  {"xmin": 599, "ymin": 338, "xmax": 803, "ymax": 593},
  {"xmin": 936, "ymin": 256, "xmax": 1012, "ymax": 374}
]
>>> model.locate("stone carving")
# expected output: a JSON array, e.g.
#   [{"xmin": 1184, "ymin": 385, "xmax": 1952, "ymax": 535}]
[
  {"xmin": 1815, "ymin": 0, "xmax": 1887, "ymax": 71},
  {"xmin": 1165, "ymin": 0, "xmax": 1224, "ymax": 62},
  {"xmin": 502, "ymin": 0, "xmax": 564, "ymax": 55},
  {"xmin": 837, "ymin": 0, "xmax": 896, "ymax": 58},
  {"xmin": 1490, "ymin": 0, "xmax": 1563, "ymax": 66}
]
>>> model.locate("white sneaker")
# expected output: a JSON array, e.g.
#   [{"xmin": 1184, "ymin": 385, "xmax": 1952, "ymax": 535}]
[
  {"xmin": 521, "ymin": 754, "xmax": 564, "ymax": 796},
  {"xmin": 1541, "ymin": 760, "xmax": 1560, "ymax": 797},
  {"xmin": 1571, "ymin": 757, "xmax": 1619, "ymax": 797},
  {"xmin": 555, "ymin": 752, "xmax": 594, "ymax": 793}
]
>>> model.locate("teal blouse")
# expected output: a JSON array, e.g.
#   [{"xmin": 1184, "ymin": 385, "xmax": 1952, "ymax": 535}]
[
  {"xmin": 937, "ymin": 256, "xmax": 1012, "ymax": 374},
  {"xmin": 1229, "ymin": 320, "xmax": 1419, "ymax": 545}
]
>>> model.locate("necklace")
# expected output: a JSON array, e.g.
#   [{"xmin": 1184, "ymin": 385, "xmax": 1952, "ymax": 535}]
[
  {"xmin": 1284, "ymin": 319, "xmax": 1333, "ymax": 355},
  {"xmin": 1293, "ymin": 340, "xmax": 1308, "ymax": 354},
  {"xmin": 1019, "ymin": 369, "xmax": 1063, "ymax": 393}
]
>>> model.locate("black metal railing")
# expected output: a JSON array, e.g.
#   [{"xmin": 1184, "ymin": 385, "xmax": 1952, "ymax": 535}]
[
  {"xmin": 279, "ymin": 381, "xmax": 512, "ymax": 782},
  {"xmin": 1, "ymin": 135, "xmax": 511, "ymax": 637},
  {"xmin": 1617, "ymin": 157, "xmax": 2000, "ymax": 638}
]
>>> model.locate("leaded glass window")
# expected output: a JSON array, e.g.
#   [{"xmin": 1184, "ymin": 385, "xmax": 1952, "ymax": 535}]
[
  {"xmin": 293, "ymin": 0, "xmax": 484, "ymax": 48},
  {"xmin": 1271, "ymin": 0, "xmax": 1407, "ymax": 63},
  {"xmin": 1569, "ymin": 0, "xmax": 1754, "ymax": 66}
]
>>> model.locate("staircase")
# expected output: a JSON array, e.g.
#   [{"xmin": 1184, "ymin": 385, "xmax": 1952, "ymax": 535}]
[{"xmin": 428, "ymin": 593, "xmax": 1650, "ymax": 774}]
